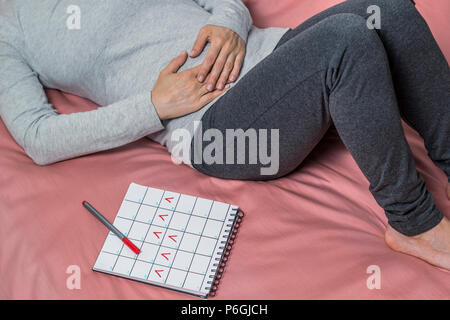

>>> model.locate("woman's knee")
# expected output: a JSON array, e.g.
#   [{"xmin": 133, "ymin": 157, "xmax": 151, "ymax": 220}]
[
  {"xmin": 329, "ymin": 13, "xmax": 373, "ymax": 36},
  {"xmin": 374, "ymin": 0, "xmax": 416, "ymax": 10},
  {"xmin": 321, "ymin": 13, "xmax": 386, "ymax": 58},
  {"xmin": 367, "ymin": 0, "xmax": 418, "ymax": 22}
]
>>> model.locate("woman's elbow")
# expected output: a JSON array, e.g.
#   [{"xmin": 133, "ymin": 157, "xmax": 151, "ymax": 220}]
[
  {"xmin": 24, "ymin": 144, "xmax": 57, "ymax": 166},
  {"xmin": 27, "ymin": 151, "xmax": 55, "ymax": 166},
  {"xmin": 33, "ymin": 157, "xmax": 55, "ymax": 166}
]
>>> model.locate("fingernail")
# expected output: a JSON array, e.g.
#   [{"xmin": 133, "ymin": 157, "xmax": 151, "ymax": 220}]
[
  {"xmin": 217, "ymin": 83, "xmax": 224, "ymax": 90},
  {"xmin": 198, "ymin": 75, "xmax": 204, "ymax": 82},
  {"xmin": 207, "ymin": 84, "xmax": 214, "ymax": 91}
]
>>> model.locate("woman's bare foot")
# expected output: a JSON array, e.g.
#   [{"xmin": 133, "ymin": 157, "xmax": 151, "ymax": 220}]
[{"xmin": 385, "ymin": 217, "xmax": 450, "ymax": 270}]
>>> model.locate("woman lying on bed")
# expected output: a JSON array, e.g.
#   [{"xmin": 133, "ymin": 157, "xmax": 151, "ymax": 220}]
[{"xmin": 0, "ymin": 0, "xmax": 449, "ymax": 269}]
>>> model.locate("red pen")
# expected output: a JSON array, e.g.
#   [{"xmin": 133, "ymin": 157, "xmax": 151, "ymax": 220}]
[{"xmin": 82, "ymin": 201, "xmax": 140, "ymax": 255}]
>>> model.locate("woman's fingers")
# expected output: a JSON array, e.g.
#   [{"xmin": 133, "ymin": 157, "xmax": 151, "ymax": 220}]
[
  {"xmin": 198, "ymin": 85, "xmax": 229, "ymax": 106},
  {"xmin": 216, "ymin": 54, "xmax": 236, "ymax": 90},
  {"xmin": 190, "ymin": 30, "xmax": 208, "ymax": 58},
  {"xmin": 206, "ymin": 47, "xmax": 230, "ymax": 91},
  {"xmin": 191, "ymin": 25, "xmax": 247, "ymax": 89},
  {"xmin": 162, "ymin": 51, "xmax": 188, "ymax": 75},
  {"xmin": 198, "ymin": 84, "xmax": 211, "ymax": 96},
  {"xmin": 197, "ymin": 44, "xmax": 221, "ymax": 83},
  {"xmin": 229, "ymin": 51, "xmax": 245, "ymax": 83}
]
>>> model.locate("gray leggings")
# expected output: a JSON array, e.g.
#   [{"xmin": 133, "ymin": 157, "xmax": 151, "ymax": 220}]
[{"xmin": 190, "ymin": 0, "xmax": 450, "ymax": 236}]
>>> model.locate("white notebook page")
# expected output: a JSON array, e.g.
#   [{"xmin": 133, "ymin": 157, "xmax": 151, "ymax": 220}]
[{"xmin": 93, "ymin": 183, "xmax": 239, "ymax": 298}]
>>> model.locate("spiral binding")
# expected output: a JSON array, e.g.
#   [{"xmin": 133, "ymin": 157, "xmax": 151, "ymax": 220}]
[{"xmin": 205, "ymin": 207, "xmax": 244, "ymax": 298}]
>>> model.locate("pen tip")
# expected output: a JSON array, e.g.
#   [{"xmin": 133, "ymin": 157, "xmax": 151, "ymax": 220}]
[{"xmin": 82, "ymin": 201, "xmax": 86, "ymax": 206}]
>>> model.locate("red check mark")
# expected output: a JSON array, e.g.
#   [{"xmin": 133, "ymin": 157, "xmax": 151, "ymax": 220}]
[
  {"xmin": 155, "ymin": 270, "xmax": 164, "ymax": 278},
  {"xmin": 161, "ymin": 253, "xmax": 171, "ymax": 261},
  {"xmin": 159, "ymin": 214, "xmax": 168, "ymax": 221},
  {"xmin": 153, "ymin": 231, "xmax": 162, "ymax": 239},
  {"xmin": 168, "ymin": 235, "xmax": 177, "ymax": 243},
  {"xmin": 165, "ymin": 197, "xmax": 174, "ymax": 203}
]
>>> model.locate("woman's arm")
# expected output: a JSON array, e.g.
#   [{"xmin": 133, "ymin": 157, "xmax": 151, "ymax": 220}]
[
  {"xmin": 0, "ymin": 38, "xmax": 164, "ymax": 165},
  {"xmin": 192, "ymin": 0, "xmax": 253, "ymax": 43},
  {"xmin": 191, "ymin": 0, "xmax": 252, "ymax": 90},
  {"xmin": 0, "ymin": 35, "xmax": 223, "ymax": 166},
  {"xmin": 0, "ymin": 5, "xmax": 167, "ymax": 166}
]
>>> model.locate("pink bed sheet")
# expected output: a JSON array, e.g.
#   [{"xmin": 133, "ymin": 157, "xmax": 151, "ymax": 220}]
[{"xmin": 0, "ymin": 0, "xmax": 449, "ymax": 299}]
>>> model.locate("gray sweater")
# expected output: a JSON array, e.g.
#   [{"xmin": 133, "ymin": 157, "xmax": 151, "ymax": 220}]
[{"xmin": 0, "ymin": 0, "xmax": 288, "ymax": 165}]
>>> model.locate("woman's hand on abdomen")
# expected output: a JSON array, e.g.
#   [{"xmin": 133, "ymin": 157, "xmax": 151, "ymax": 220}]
[{"xmin": 151, "ymin": 51, "xmax": 229, "ymax": 121}]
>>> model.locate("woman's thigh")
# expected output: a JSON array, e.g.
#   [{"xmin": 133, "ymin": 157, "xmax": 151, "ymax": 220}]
[
  {"xmin": 277, "ymin": 0, "xmax": 416, "ymax": 47},
  {"xmin": 190, "ymin": 69, "xmax": 331, "ymax": 181},
  {"xmin": 190, "ymin": 13, "xmax": 386, "ymax": 181}
]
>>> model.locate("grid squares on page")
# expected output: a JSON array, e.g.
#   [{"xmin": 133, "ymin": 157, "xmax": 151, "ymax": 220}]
[
  {"xmin": 196, "ymin": 237, "xmax": 216, "ymax": 257},
  {"xmin": 172, "ymin": 251, "xmax": 194, "ymax": 271},
  {"xmin": 95, "ymin": 252, "xmax": 117, "ymax": 271},
  {"xmin": 179, "ymin": 233, "xmax": 200, "ymax": 253},
  {"xmin": 192, "ymin": 198, "xmax": 213, "ymax": 218},
  {"xmin": 175, "ymin": 194, "xmax": 197, "ymax": 214},
  {"xmin": 124, "ymin": 183, "xmax": 148, "ymax": 203},
  {"xmin": 120, "ymin": 240, "xmax": 143, "ymax": 259},
  {"xmin": 166, "ymin": 269, "xmax": 188, "ymax": 288},
  {"xmin": 168, "ymin": 212, "xmax": 190, "ymax": 232},
  {"xmin": 135, "ymin": 205, "xmax": 157, "ymax": 224},
  {"xmin": 94, "ymin": 183, "xmax": 238, "ymax": 296},
  {"xmin": 161, "ymin": 230, "xmax": 184, "ymax": 249},
  {"xmin": 149, "ymin": 265, "xmax": 170, "ymax": 283},
  {"xmin": 143, "ymin": 187, "xmax": 164, "ymax": 207},
  {"xmin": 145, "ymin": 225, "xmax": 167, "ymax": 245},
  {"xmin": 117, "ymin": 201, "xmax": 140, "ymax": 220},
  {"xmin": 139, "ymin": 242, "xmax": 160, "ymax": 263},
  {"xmin": 189, "ymin": 254, "xmax": 211, "ymax": 275},
  {"xmin": 185, "ymin": 216, "xmax": 207, "ymax": 235},
  {"xmin": 155, "ymin": 247, "xmax": 177, "ymax": 267},
  {"xmin": 209, "ymin": 202, "xmax": 230, "ymax": 221},
  {"xmin": 113, "ymin": 256, "xmax": 135, "ymax": 276},
  {"xmin": 128, "ymin": 221, "xmax": 150, "ymax": 242},
  {"xmin": 159, "ymin": 191, "xmax": 180, "ymax": 210},
  {"xmin": 153, "ymin": 208, "xmax": 174, "ymax": 228},
  {"xmin": 130, "ymin": 260, "xmax": 152, "ymax": 280},
  {"xmin": 202, "ymin": 219, "xmax": 223, "ymax": 239},
  {"xmin": 112, "ymin": 216, "xmax": 133, "ymax": 237},
  {"xmin": 183, "ymin": 272, "xmax": 204, "ymax": 291},
  {"xmin": 102, "ymin": 233, "xmax": 124, "ymax": 255}
]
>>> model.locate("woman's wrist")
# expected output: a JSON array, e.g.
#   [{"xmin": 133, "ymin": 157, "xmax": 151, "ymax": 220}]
[{"xmin": 151, "ymin": 91, "xmax": 169, "ymax": 121}]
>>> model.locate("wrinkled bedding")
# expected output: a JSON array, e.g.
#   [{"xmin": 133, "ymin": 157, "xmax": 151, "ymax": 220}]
[{"xmin": 0, "ymin": 0, "xmax": 449, "ymax": 299}]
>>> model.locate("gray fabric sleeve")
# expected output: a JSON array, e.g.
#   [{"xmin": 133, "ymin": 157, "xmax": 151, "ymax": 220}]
[
  {"xmin": 0, "ymin": 18, "xmax": 164, "ymax": 166},
  {"xmin": 192, "ymin": 0, "xmax": 253, "ymax": 42}
]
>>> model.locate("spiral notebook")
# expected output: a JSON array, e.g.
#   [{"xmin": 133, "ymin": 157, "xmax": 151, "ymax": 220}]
[{"xmin": 93, "ymin": 182, "xmax": 243, "ymax": 298}]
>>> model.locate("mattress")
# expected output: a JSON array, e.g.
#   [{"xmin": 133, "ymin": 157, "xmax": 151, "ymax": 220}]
[{"xmin": 0, "ymin": 0, "xmax": 449, "ymax": 299}]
